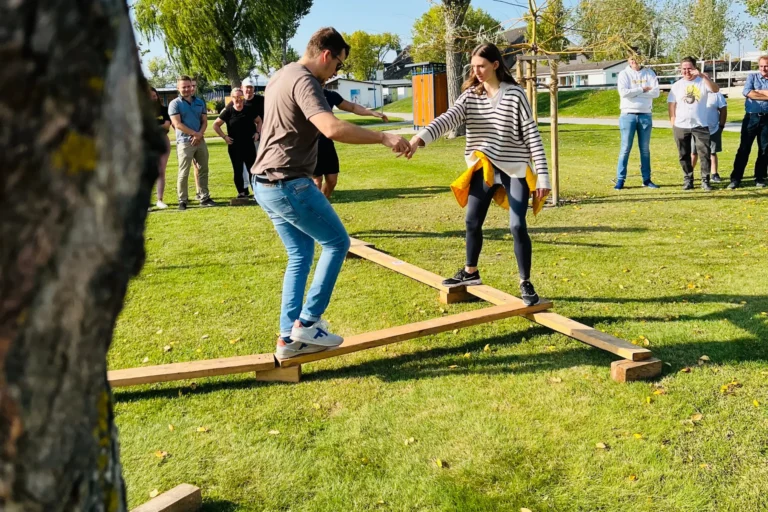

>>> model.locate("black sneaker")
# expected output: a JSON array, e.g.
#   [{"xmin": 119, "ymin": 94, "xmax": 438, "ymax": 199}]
[
  {"xmin": 711, "ymin": 173, "xmax": 722, "ymax": 183},
  {"xmin": 727, "ymin": 180, "xmax": 739, "ymax": 190},
  {"xmin": 756, "ymin": 181, "xmax": 766, "ymax": 189},
  {"xmin": 442, "ymin": 268, "xmax": 482, "ymax": 288},
  {"xmin": 200, "ymin": 198, "xmax": 217, "ymax": 207},
  {"xmin": 178, "ymin": 201, "xmax": 187, "ymax": 211},
  {"xmin": 701, "ymin": 181, "xmax": 712, "ymax": 191},
  {"xmin": 519, "ymin": 280, "xmax": 540, "ymax": 306},
  {"xmin": 682, "ymin": 182, "xmax": 694, "ymax": 191}
]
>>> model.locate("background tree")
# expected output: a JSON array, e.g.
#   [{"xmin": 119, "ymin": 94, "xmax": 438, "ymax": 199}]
[
  {"xmin": 745, "ymin": 0, "xmax": 768, "ymax": 50},
  {"xmin": 258, "ymin": 0, "xmax": 313, "ymax": 72},
  {"xmin": 674, "ymin": 0, "xmax": 730, "ymax": 62},
  {"xmin": 442, "ymin": 0, "xmax": 472, "ymax": 138},
  {"xmin": 134, "ymin": 0, "xmax": 311, "ymax": 87},
  {"xmin": 257, "ymin": 46, "xmax": 301, "ymax": 75},
  {"xmin": 1, "ymin": 0, "xmax": 163, "ymax": 509},
  {"xmin": 527, "ymin": 0, "xmax": 570, "ymax": 53},
  {"xmin": 575, "ymin": 0, "xmax": 658, "ymax": 59},
  {"xmin": 411, "ymin": 5, "xmax": 502, "ymax": 63},
  {"xmin": 342, "ymin": 31, "xmax": 401, "ymax": 81},
  {"xmin": 146, "ymin": 56, "xmax": 178, "ymax": 88}
]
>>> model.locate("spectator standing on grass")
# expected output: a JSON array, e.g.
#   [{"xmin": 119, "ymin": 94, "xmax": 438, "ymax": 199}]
[
  {"xmin": 691, "ymin": 91, "xmax": 727, "ymax": 183},
  {"xmin": 614, "ymin": 55, "xmax": 660, "ymax": 190},
  {"xmin": 150, "ymin": 86, "xmax": 171, "ymax": 209},
  {"xmin": 252, "ymin": 27, "xmax": 412, "ymax": 359},
  {"xmin": 728, "ymin": 55, "xmax": 768, "ymax": 189},
  {"xmin": 667, "ymin": 57, "xmax": 720, "ymax": 191},
  {"xmin": 168, "ymin": 75, "xmax": 216, "ymax": 210},
  {"xmin": 213, "ymin": 88, "xmax": 259, "ymax": 198},
  {"xmin": 313, "ymin": 87, "xmax": 389, "ymax": 198}
]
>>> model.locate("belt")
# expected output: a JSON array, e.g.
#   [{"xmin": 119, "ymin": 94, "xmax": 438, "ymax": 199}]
[{"xmin": 253, "ymin": 174, "xmax": 305, "ymax": 186}]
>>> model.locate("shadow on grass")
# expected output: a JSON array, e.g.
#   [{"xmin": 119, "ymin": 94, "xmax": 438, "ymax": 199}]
[
  {"xmin": 202, "ymin": 500, "xmax": 240, "ymax": 512},
  {"xmin": 331, "ymin": 186, "xmax": 450, "ymax": 204},
  {"xmin": 351, "ymin": 225, "xmax": 646, "ymax": 243},
  {"xmin": 576, "ymin": 187, "xmax": 768, "ymax": 205}
]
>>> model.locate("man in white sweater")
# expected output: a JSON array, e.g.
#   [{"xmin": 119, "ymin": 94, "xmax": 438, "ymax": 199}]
[{"xmin": 615, "ymin": 56, "xmax": 660, "ymax": 190}]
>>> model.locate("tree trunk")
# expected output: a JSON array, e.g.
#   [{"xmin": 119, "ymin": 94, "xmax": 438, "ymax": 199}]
[
  {"xmin": 443, "ymin": 0, "xmax": 470, "ymax": 138},
  {"xmin": 282, "ymin": 36, "xmax": 289, "ymax": 67},
  {"xmin": 224, "ymin": 48, "xmax": 241, "ymax": 88},
  {"xmin": 0, "ymin": 1, "xmax": 163, "ymax": 510}
]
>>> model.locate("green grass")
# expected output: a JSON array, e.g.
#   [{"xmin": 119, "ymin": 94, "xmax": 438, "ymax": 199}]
[
  {"xmin": 385, "ymin": 96, "xmax": 414, "ymax": 113},
  {"xmin": 114, "ymin": 126, "xmax": 768, "ymax": 511},
  {"xmin": 538, "ymin": 89, "xmax": 746, "ymax": 123}
]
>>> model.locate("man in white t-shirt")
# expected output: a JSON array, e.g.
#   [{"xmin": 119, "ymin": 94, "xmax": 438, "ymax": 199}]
[
  {"xmin": 667, "ymin": 56, "xmax": 720, "ymax": 190},
  {"xmin": 691, "ymin": 91, "xmax": 728, "ymax": 183}
]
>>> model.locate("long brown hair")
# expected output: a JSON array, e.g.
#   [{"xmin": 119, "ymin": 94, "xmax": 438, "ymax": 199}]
[{"xmin": 461, "ymin": 43, "xmax": 517, "ymax": 95}]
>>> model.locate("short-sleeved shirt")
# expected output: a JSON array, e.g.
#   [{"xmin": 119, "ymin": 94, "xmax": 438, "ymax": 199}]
[
  {"xmin": 253, "ymin": 63, "xmax": 331, "ymax": 180},
  {"xmin": 168, "ymin": 96, "xmax": 207, "ymax": 143},
  {"xmin": 247, "ymin": 95, "xmax": 265, "ymax": 120},
  {"xmin": 667, "ymin": 77, "xmax": 713, "ymax": 129},
  {"xmin": 317, "ymin": 90, "xmax": 345, "ymax": 145},
  {"xmin": 155, "ymin": 103, "xmax": 170, "ymax": 126},
  {"xmin": 743, "ymin": 72, "xmax": 768, "ymax": 114},
  {"xmin": 218, "ymin": 104, "xmax": 258, "ymax": 143},
  {"xmin": 703, "ymin": 92, "xmax": 727, "ymax": 134}
]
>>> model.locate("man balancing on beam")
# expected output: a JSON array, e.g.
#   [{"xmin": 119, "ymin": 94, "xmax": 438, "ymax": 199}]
[{"xmin": 252, "ymin": 27, "xmax": 413, "ymax": 359}]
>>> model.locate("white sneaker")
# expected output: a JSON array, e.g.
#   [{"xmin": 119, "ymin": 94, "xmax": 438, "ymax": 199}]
[
  {"xmin": 290, "ymin": 319, "xmax": 343, "ymax": 347},
  {"xmin": 275, "ymin": 338, "xmax": 327, "ymax": 359},
  {"xmin": 156, "ymin": 201, "xmax": 168, "ymax": 209}
]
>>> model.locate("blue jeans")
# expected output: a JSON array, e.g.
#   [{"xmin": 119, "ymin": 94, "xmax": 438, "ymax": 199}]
[
  {"xmin": 616, "ymin": 113, "xmax": 653, "ymax": 182},
  {"xmin": 253, "ymin": 177, "xmax": 350, "ymax": 338}
]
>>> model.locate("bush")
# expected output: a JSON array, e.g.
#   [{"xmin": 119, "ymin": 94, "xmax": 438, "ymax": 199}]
[{"xmin": 205, "ymin": 100, "xmax": 217, "ymax": 113}]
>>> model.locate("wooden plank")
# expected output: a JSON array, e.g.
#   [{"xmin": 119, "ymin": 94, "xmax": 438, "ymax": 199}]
[
  {"xmin": 611, "ymin": 358, "xmax": 662, "ymax": 382},
  {"xmin": 463, "ymin": 286, "xmax": 651, "ymax": 361},
  {"xmin": 278, "ymin": 301, "xmax": 552, "ymax": 367},
  {"xmin": 439, "ymin": 289, "xmax": 474, "ymax": 304},
  {"xmin": 346, "ymin": 244, "xmax": 457, "ymax": 293},
  {"xmin": 108, "ymin": 354, "xmax": 276, "ymax": 388},
  {"xmin": 349, "ymin": 237, "xmax": 374, "ymax": 248},
  {"xmin": 254, "ymin": 365, "xmax": 301, "ymax": 383},
  {"xmin": 131, "ymin": 483, "xmax": 201, "ymax": 512},
  {"xmin": 229, "ymin": 197, "xmax": 252, "ymax": 206}
]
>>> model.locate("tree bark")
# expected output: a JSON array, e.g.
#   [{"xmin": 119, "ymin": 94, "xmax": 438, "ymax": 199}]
[
  {"xmin": 0, "ymin": 1, "xmax": 163, "ymax": 510},
  {"xmin": 443, "ymin": 0, "xmax": 470, "ymax": 138},
  {"xmin": 223, "ymin": 48, "xmax": 242, "ymax": 88}
]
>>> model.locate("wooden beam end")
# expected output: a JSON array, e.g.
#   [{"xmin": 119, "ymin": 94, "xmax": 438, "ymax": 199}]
[{"xmin": 611, "ymin": 358, "xmax": 662, "ymax": 383}]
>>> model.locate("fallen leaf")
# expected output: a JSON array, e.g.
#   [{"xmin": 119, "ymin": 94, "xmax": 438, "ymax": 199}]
[
  {"xmin": 168, "ymin": 424, "xmax": 174, "ymax": 432},
  {"xmin": 156, "ymin": 329, "xmax": 163, "ymax": 335},
  {"xmin": 483, "ymin": 344, "xmax": 491, "ymax": 353},
  {"xmin": 628, "ymin": 474, "xmax": 638, "ymax": 481},
  {"xmin": 698, "ymin": 355, "xmax": 710, "ymax": 365},
  {"xmin": 313, "ymin": 403, "xmax": 321, "ymax": 410},
  {"xmin": 754, "ymin": 399, "xmax": 760, "ymax": 408},
  {"xmin": 653, "ymin": 389, "xmax": 667, "ymax": 395},
  {"xmin": 452, "ymin": 329, "xmax": 459, "ymax": 334},
  {"xmin": 521, "ymin": 509, "xmax": 533, "ymax": 512},
  {"xmin": 646, "ymin": 396, "xmax": 652, "ymax": 404},
  {"xmin": 197, "ymin": 426, "xmax": 209, "ymax": 433},
  {"xmin": 268, "ymin": 430, "xmax": 280, "ymax": 435},
  {"xmin": 548, "ymin": 377, "xmax": 563, "ymax": 384},
  {"xmin": 595, "ymin": 442, "xmax": 608, "ymax": 449},
  {"xmin": 404, "ymin": 437, "xmax": 416, "ymax": 446},
  {"xmin": 680, "ymin": 367, "xmax": 692, "ymax": 373},
  {"xmin": 720, "ymin": 380, "xmax": 742, "ymax": 395},
  {"xmin": 463, "ymin": 352, "xmax": 471, "ymax": 359},
  {"xmin": 163, "ymin": 345, "xmax": 172, "ymax": 352},
  {"xmin": 691, "ymin": 413, "xmax": 703, "ymax": 422},
  {"xmin": 142, "ymin": 357, "xmax": 150, "ymax": 363},
  {"xmin": 633, "ymin": 433, "xmax": 643, "ymax": 439},
  {"xmin": 189, "ymin": 382, "xmax": 197, "ymax": 390},
  {"xmin": 229, "ymin": 338, "xmax": 240, "ymax": 345},
  {"xmin": 435, "ymin": 458, "xmax": 448, "ymax": 468},
  {"xmin": 194, "ymin": 311, "xmax": 199, "ymax": 315},
  {"xmin": 448, "ymin": 365, "xmax": 459, "ymax": 369},
  {"xmin": 154, "ymin": 450, "xmax": 168, "ymax": 459},
  {"xmin": 149, "ymin": 489, "xmax": 159, "ymax": 498},
  {"xmin": 700, "ymin": 463, "xmax": 712, "ymax": 470}
]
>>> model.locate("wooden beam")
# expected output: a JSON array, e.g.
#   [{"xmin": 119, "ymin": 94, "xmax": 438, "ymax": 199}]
[
  {"xmin": 517, "ymin": 55, "xmax": 561, "ymax": 61},
  {"xmin": 464, "ymin": 286, "xmax": 652, "ymax": 362},
  {"xmin": 278, "ymin": 301, "xmax": 552, "ymax": 367},
  {"xmin": 108, "ymin": 354, "xmax": 275, "ymax": 388},
  {"xmin": 610, "ymin": 358, "xmax": 662, "ymax": 383},
  {"xmin": 254, "ymin": 365, "xmax": 301, "ymax": 383},
  {"xmin": 229, "ymin": 197, "xmax": 252, "ymax": 207},
  {"xmin": 131, "ymin": 483, "xmax": 201, "ymax": 512},
  {"xmin": 439, "ymin": 289, "xmax": 474, "ymax": 304},
  {"xmin": 349, "ymin": 237, "xmax": 375, "ymax": 248}
]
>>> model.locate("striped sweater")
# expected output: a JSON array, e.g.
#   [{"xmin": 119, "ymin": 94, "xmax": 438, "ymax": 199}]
[{"xmin": 416, "ymin": 82, "xmax": 550, "ymax": 189}]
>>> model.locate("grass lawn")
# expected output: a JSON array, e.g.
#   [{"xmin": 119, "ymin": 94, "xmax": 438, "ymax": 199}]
[
  {"xmin": 384, "ymin": 96, "xmax": 414, "ymax": 113},
  {"xmin": 114, "ymin": 125, "xmax": 768, "ymax": 511}
]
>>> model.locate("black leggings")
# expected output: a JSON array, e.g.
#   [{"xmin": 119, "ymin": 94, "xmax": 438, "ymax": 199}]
[
  {"xmin": 465, "ymin": 169, "xmax": 532, "ymax": 280},
  {"xmin": 228, "ymin": 142, "xmax": 257, "ymax": 194}
]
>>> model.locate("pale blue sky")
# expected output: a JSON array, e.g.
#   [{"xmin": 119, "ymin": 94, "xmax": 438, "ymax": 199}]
[{"xmin": 136, "ymin": 0, "xmax": 757, "ymax": 78}]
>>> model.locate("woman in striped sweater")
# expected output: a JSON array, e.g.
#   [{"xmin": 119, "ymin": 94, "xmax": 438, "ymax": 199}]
[{"xmin": 409, "ymin": 43, "xmax": 550, "ymax": 305}]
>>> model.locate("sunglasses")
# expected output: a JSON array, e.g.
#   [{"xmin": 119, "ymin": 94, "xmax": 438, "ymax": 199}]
[{"xmin": 330, "ymin": 52, "xmax": 345, "ymax": 72}]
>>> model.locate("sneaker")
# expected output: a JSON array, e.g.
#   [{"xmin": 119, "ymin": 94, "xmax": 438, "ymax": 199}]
[
  {"xmin": 682, "ymin": 182, "xmax": 694, "ymax": 191},
  {"xmin": 178, "ymin": 201, "xmax": 187, "ymax": 211},
  {"xmin": 711, "ymin": 173, "xmax": 722, "ymax": 183},
  {"xmin": 156, "ymin": 200, "xmax": 168, "ymax": 209},
  {"xmin": 291, "ymin": 319, "xmax": 343, "ymax": 347},
  {"xmin": 275, "ymin": 338, "xmax": 327, "ymax": 359},
  {"xmin": 200, "ymin": 198, "xmax": 217, "ymax": 207},
  {"xmin": 236, "ymin": 192, "xmax": 248, "ymax": 199},
  {"xmin": 613, "ymin": 180, "xmax": 625, "ymax": 190},
  {"xmin": 727, "ymin": 181, "xmax": 739, "ymax": 190},
  {"xmin": 701, "ymin": 181, "xmax": 712, "ymax": 191},
  {"xmin": 442, "ymin": 268, "xmax": 482, "ymax": 288},
  {"xmin": 642, "ymin": 180, "xmax": 659, "ymax": 189},
  {"xmin": 519, "ymin": 280, "xmax": 540, "ymax": 306},
  {"xmin": 756, "ymin": 181, "xmax": 766, "ymax": 188}
]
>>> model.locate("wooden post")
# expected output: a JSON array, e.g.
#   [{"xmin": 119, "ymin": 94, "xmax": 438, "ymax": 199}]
[
  {"xmin": 531, "ymin": 55, "xmax": 538, "ymax": 123},
  {"xmin": 549, "ymin": 59, "xmax": 560, "ymax": 206},
  {"xmin": 526, "ymin": 59, "xmax": 534, "ymax": 107},
  {"xmin": 516, "ymin": 57, "xmax": 524, "ymax": 88}
]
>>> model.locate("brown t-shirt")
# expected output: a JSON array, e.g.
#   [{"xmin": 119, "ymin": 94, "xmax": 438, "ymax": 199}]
[{"xmin": 252, "ymin": 63, "xmax": 331, "ymax": 180}]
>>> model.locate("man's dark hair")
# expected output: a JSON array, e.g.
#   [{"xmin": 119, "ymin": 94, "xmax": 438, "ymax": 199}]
[
  {"xmin": 681, "ymin": 56, "xmax": 697, "ymax": 67},
  {"xmin": 177, "ymin": 74, "xmax": 192, "ymax": 82},
  {"xmin": 306, "ymin": 27, "xmax": 351, "ymax": 59}
]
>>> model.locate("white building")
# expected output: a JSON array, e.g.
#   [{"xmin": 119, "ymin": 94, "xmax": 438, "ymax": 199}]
[
  {"xmin": 380, "ymin": 79, "xmax": 413, "ymax": 103},
  {"xmin": 325, "ymin": 77, "xmax": 384, "ymax": 109},
  {"xmin": 520, "ymin": 59, "xmax": 628, "ymax": 88}
]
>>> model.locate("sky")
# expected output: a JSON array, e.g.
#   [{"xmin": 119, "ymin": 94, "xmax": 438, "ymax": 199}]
[{"xmin": 136, "ymin": 0, "xmax": 758, "ymax": 80}]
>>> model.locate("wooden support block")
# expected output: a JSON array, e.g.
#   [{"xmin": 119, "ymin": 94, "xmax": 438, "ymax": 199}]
[
  {"xmin": 108, "ymin": 354, "xmax": 275, "ymax": 388},
  {"xmin": 279, "ymin": 301, "xmax": 552, "ymax": 367},
  {"xmin": 255, "ymin": 365, "xmax": 301, "ymax": 383},
  {"xmin": 611, "ymin": 358, "xmax": 662, "ymax": 383},
  {"xmin": 229, "ymin": 197, "xmax": 252, "ymax": 206},
  {"xmin": 439, "ymin": 288, "xmax": 473, "ymax": 304},
  {"xmin": 131, "ymin": 483, "xmax": 201, "ymax": 512}
]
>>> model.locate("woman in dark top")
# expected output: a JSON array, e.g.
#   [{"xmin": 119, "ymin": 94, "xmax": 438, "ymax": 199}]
[
  {"xmin": 313, "ymin": 88, "xmax": 389, "ymax": 198},
  {"xmin": 213, "ymin": 87, "xmax": 259, "ymax": 198},
  {"xmin": 150, "ymin": 87, "xmax": 171, "ymax": 209}
]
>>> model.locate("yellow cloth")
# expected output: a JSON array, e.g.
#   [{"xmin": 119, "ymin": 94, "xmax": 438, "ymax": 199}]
[{"xmin": 450, "ymin": 151, "xmax": 547, "ymax": 215}]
